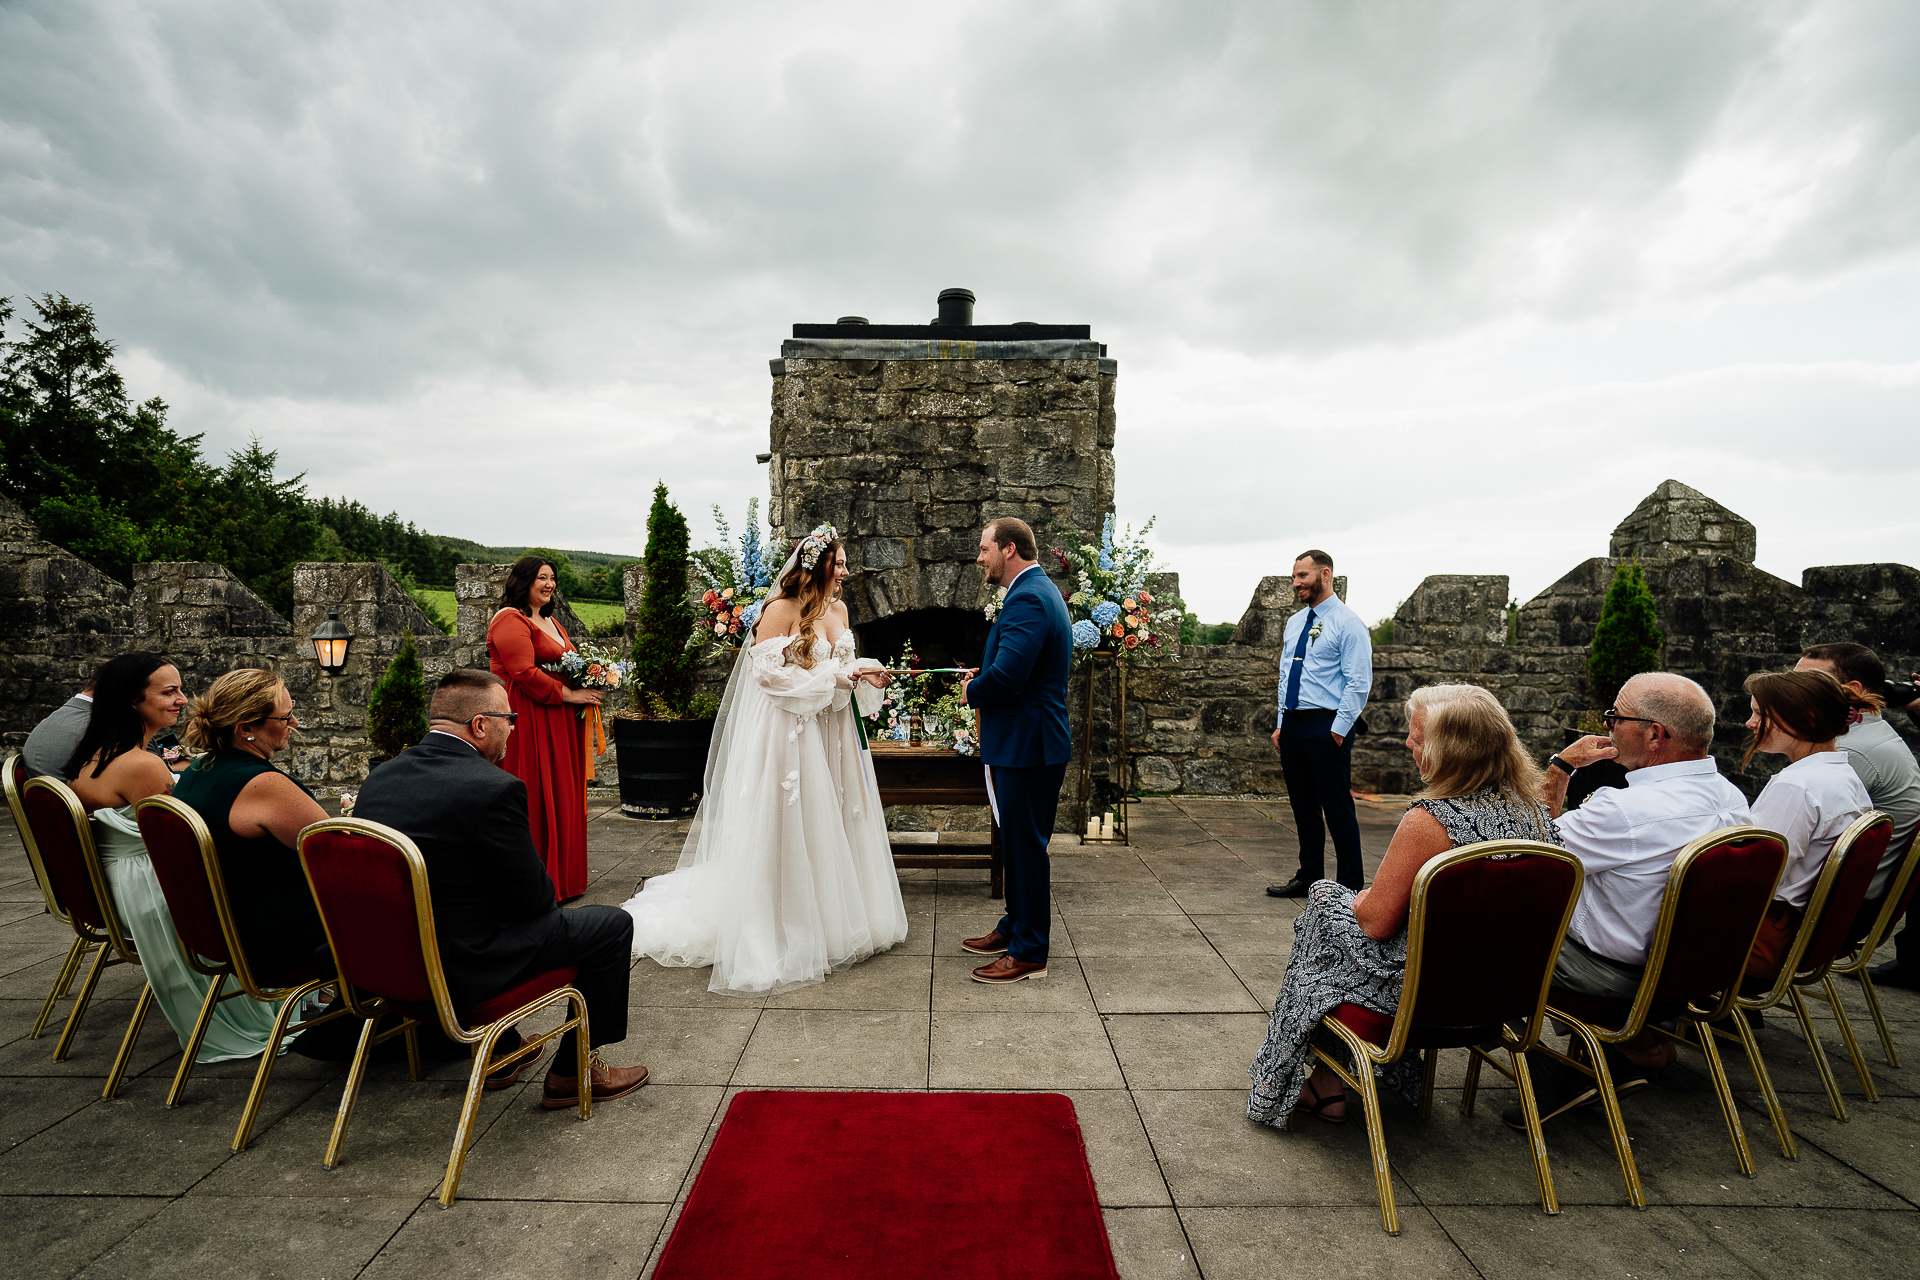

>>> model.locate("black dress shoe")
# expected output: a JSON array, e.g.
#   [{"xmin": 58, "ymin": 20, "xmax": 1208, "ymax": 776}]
[
  {"xmin": 1870, "ymin": 961, "xmax": 1920, "ymax": 990},
  {"xmin": 1266, "ymin": 877, "xmax": 1314, "ymax": 898}
]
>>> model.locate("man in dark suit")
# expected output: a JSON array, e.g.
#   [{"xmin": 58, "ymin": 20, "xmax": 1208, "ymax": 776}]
[
  {"xmin": 355, "ymin": 669, "xmax": 647, "ymax": 1106},
  {"xmin": 960, "ymin": 517, "xmax": 1073, "ymax": 983}
]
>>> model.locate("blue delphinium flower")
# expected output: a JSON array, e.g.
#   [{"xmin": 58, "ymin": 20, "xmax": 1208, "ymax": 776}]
[
  {"xmin": 1098, "ymin": 514, "xmax": 1115, "ymax": 571},
  {"xmin": 1071, "ymin": 619, "xmax": 1101, "ymax": 650},
  {"xmin": 741, "ymin": 601, "xmax": 764, "ymax": 631},
  {"xmin": 1090, "ymin": 601, "xmax": 1121, "ymax": 627}
]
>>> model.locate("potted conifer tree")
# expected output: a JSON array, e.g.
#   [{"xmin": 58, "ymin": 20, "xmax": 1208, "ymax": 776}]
[
  {"xmin": 1565, "ymin": 562, "xmax": 1664, "ymax": 807},
  {"xmin": 366, "ymin": 629, "xmax": 428, "ymax": 771},
  {"xmin": 612, "ymin": 483, "xmax": 719, "ymax": 817}
]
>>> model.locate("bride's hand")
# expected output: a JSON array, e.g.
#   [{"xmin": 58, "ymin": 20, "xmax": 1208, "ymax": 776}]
[{"xmin": 862, "ymin": 671, "xmax": 889, "ymax": 688}]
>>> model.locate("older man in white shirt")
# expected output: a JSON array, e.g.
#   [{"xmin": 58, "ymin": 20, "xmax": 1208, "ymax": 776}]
[{"xmin": 1509, "ymin": 672, "xmax": 1750, "ymax": 1128}]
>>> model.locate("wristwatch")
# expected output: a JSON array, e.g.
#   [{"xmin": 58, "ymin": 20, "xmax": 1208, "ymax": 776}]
[{"xmin": 1547, "ymin": 754, "xmax": 1575, "ymax": 776}]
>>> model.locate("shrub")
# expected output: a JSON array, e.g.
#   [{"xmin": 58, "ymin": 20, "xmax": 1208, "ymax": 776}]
[
  {"xmin": 1588, "ymin": 563, "xmax": 1663, "ymax": 711},
  {"xmin": 630, "ymin": 482, "xmax": 701, "ymax": 717},
  {"xmin": 366, "ymin": 630, "xmax": 428, "ymax": 760}
]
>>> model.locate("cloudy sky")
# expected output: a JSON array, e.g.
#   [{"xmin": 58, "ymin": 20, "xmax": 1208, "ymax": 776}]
[{"xmin": 4, "ymin": 0, "xmax": 1917, "ymax": 623}]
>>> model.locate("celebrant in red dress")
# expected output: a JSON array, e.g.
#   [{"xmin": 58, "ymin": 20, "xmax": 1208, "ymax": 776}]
[{"xmin": 488, "ymin": 555, "xmax": 601, "ymax": 902}]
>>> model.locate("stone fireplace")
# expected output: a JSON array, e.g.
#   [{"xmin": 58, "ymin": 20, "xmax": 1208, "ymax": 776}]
[{"xmin": 765, "ymin": 290, "xmax": 1117, "ymax": 669}]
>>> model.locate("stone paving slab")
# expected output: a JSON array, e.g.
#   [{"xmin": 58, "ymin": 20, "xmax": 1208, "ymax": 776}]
[{"xmin": 3, "ymin": 796, "xmax": 1918, "ymax": 1278}]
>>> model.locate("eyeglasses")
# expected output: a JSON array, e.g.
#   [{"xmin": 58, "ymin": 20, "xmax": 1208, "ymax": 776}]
[
  {"xmin": 1602, "ymin": 708, "xmax": 1661, "ymax": 730},
  {"xmin": 260, "ymin": 710, "xmax": 299, "ymax": 724},
  {"xmin": 470, "ymin": 711, "xmax": 518, "ymax": 725}
]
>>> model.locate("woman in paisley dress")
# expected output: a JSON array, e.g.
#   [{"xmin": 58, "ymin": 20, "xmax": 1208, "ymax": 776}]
[
  {"xmin": 620, "ymin": 525, "xmax": 908, "ymax": 996},
  {"xmin": 1248, "ymin": 683, "xmax": 1563, "ymax": 1127}
]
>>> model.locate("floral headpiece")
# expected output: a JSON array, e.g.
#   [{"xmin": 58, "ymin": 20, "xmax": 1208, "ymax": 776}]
[{"xmin": 800, "ymin": 523, "xmax": 838, "ymax": 572}]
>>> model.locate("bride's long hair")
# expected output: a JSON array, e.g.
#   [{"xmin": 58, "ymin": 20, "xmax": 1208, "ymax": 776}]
[{"xmin": 775, "ymin": 535, "xmax": 841, "ymax": 670}]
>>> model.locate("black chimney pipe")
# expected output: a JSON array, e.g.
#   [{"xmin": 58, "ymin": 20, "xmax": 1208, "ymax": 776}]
[{"xmin": 936, "ymin": 288, "xmax": 975, "ymax": 327}]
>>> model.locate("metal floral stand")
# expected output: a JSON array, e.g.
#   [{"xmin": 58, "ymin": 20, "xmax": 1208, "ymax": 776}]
[{"xmin": 1076, "ymin": 654, "xmax": 1129, "ymax": 847}]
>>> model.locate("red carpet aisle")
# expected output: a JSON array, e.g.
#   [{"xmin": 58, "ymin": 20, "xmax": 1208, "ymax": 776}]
[{"xmin": 654, "ymin": 1091, "xmax": 1121, "ymax": 1280}]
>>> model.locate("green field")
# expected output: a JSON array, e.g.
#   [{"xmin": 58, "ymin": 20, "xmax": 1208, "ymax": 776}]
[{"xmin": 417, "ymin": 591, "xmax": 624, "ymax": 636}]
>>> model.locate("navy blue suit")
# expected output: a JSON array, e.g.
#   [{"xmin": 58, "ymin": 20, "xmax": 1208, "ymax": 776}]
[{"xmin": 966, "ymin": 565, "xmax": 1073, "ymax": 962}]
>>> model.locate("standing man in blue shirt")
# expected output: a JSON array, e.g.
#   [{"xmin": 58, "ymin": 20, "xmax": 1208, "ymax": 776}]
[{"xmin": 1267, "ymin": 550, "xmax": 1373, "ymax": 897}]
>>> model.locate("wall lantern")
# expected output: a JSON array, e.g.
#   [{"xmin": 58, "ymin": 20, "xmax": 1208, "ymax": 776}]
[{"xmin": 310, "ymin": 610, "xmax": 353, "ymax": 676}]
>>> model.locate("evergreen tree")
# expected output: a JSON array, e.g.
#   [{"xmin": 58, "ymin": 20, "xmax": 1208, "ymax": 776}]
[
  {"xmin": 631, "ymin": 482, "xmax": 699, "ymax": 716},
  {"xmin": 366, "ymin": 631, "xmax": 429, "ymax": 760},
  {"xmin": 1588, "ymin": 563, "xmax": 1663, "ymax": 711}
]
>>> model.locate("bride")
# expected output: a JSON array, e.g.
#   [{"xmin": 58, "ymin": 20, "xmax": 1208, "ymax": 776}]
[{"xmin": 620, "ymin": 523, "xmax": 909, "ymax": 996}]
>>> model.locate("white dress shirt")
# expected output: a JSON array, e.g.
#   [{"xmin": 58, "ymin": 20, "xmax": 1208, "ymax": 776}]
[
  {"xmin": 1558, "ymin": 756, "xmax": 1752, "ymax": 965},
  {"xmin": 1750, "ymin": 751, "xmax": 1873, "ymax": 911},
  {"xmin": 1835, "ymin": 714, "xmax": 1920, "ymax": 896}
]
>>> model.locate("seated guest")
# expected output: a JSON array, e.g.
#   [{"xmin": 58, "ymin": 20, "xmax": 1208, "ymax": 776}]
[
  {"xmin": 22, "ymin": 677, "xmax": 94, "ymax": 779},
  {"xmin": 63, "ymin": 653, "xmax": 292, "ymax": 1061},
  {"xmin": 1741, "ymin": 670, "xmax": 1875, "ymax": 982},
  {"xmin": 171, "ymin": 669, "xmax": 331, "ymax": 977},
  {"xmin": 1525, "ymin": 672, "xmax": 1749, "ymax": 1123},
  {"xmin": 1248, "ymin": 684, "xmax": 1561, "ymax": 1128},
  {"xmin": 1795, "ymin": 644, "xmax": 1920, "ymax": 974},
  {"xmin": 353, "ymin": 669, "xmax": 647, "ymax": 1105}
]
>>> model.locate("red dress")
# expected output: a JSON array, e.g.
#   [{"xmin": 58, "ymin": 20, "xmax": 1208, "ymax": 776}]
[{"xmin": 488, "ymin": 609, "xmax": 588, "ymax": 902}]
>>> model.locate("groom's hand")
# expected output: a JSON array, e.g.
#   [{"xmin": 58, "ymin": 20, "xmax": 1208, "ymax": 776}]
[{"xmin": 958, "ymin": 667, "xmax": 978, "ymax": 702}]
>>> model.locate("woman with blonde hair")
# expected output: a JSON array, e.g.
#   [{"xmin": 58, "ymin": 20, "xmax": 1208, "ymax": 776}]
[
  {"xmin": 620, "ymin": 524, "xmax": 906, "ymax": 996},
  {"xmin": 1248, "ymin": 683, "xmax": 1563, "ymax": 1127},
  {"xmin": 173, "ymin": 668, "xmax": 331, "ymax": 978}
]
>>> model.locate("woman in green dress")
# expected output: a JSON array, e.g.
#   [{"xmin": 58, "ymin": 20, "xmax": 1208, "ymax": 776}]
[{"xmin": 65, "ymin": 653, "xmax": 291, "ymax": 1063}]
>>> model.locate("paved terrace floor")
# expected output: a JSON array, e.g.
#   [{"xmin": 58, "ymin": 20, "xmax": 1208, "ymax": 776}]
[{"xmin": 3, "ymin": 797, "xmax": 1918, "ymax": 1279}]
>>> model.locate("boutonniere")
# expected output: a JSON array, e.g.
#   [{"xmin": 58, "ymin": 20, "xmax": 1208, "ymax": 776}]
[
  {"xmin": 984, "ymin": 587, "xmax": 1007, "ymax": 622},
  {"xmin": 1308, "ymin": 621, "xmax": 1324, "ymax": 645}
]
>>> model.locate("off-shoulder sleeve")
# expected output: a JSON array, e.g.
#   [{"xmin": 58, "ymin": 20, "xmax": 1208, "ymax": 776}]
[
  {"xmin": 488, "ymin": 611, "xmax": 569, "ymax": 704},
  {"xmin": 752, "ymin": 643, "xmax": 839, "ymax": 716}
]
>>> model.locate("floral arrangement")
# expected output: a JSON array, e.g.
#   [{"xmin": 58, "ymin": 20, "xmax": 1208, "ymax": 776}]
[
  {"xmin": 696, "ymin": 499, "xmax": 787, "ymax": 649},
  {"xmin": 850, "ymin": 642, "xmax": 977, "ymax": 754},
  {"xmin": 1052, "ymin": 514, "xmax": 1186, "ymax": 666},
  {"xmin": 864, "ymin": 640, "xmax": 925, "ymax": 740},
  {"xmin": 540, "ymin": 640, "xmax": 630, "ymax": 692}
]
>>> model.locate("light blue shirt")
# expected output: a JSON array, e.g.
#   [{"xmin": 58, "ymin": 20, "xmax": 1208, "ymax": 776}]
[{"xmin": 1275, "ymin": 594, "xmax": 1372, "ymax": 738}]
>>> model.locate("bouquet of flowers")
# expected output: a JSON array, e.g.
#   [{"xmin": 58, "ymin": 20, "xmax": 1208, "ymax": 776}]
[
  {"xmin": 1052, "ymin": 514, "xmax": 1187, "ymax": 666},
  {"xmin": 924, "ymin": 683, "xmax": 979, "ymax": 756},
  {"xmin": 540, "ymin": 640, "xmax": 629, "ymax": 692},
  {"xmin": 695, "ymin": 499, "xmax": 787, "ymax": 651}
]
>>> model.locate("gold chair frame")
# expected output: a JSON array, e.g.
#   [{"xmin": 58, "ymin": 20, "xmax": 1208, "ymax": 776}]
[
  {"xmin": 3, "ymin": 754, "xmax": 97, "ymax": 1039},
  {"xmin": 297, "ymin": 818, "xmax": 592, "ymax": 1207},
  {"xmin": 1827, "ymin": 828, "xmax": 1920, "ymax": 1072},
  {"xmin": 1305, "ymin": 840, "xmax": 1584, "ymax": 1236},
  {"xmin": 1712, "ymin": 810, "xmax": 1894, "ymax": 1142},
  {"xmin": 1540, "ymin": 824, "xmax": 1787, "ymax": 1207},
  {"xmin": 19, "ymin": 774, "xmax": 159, "ymax": 1096},
  {"xmin": 131, "ymin": 795, "xmax": 353, "ymax": 1146}
]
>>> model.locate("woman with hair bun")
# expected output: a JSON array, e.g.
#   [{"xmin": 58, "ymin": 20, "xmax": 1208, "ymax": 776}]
[
  {"xmin": 64, "ymin": 654, "xmax": 290, "ymax": 1062},
  {"xmin": 1741, "ymin": 669, "xmax": 1876, "ymax": 980},
  {"xmin": 488, "ymin": 555, "xmax": 602, "ymax": 902},
  {"xmin": 1248, "ymin": 683, "xmax": 1564, "ymax": 1128},
  {"xmin": 173, "ymin": 668, "xmax": 330, "ymax": 977},
  {"xmin": 619, "ymin": 524, "xmax": 906, "ymax": 997}
]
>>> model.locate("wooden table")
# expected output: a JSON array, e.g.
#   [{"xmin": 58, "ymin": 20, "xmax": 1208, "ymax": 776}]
[{"xmin": 868, "ymin": 741, "xmax": 1003, "ymax": 898}]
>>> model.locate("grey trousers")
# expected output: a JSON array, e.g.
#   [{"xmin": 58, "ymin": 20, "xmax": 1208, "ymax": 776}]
[{"xmin": 1551, "ymin": 938, "xmax": 1645, "ymax": 1000}]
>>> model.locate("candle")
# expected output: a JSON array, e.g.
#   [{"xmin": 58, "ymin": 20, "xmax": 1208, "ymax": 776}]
[
  {"xmin": 1085, "ymin": 819, "xmax": 1100, "ymax": 839},
  {"xmin": 1101, "ymin": 813, "xmax": 1115, "ymax": 839}
]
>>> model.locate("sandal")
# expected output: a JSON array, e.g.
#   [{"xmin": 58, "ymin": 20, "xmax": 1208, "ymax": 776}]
[{"xmin": 1294, "ymin": 1075, "xmax": 1348, "ymax": 1124}]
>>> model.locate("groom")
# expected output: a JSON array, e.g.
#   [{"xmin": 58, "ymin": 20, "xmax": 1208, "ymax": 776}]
[{"xmin": 959, "ymin": 517, "xmax": 1073, "ymax": 983}]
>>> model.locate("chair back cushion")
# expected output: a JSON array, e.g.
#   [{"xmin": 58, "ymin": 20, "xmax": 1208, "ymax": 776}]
[
  {"xmin": 1405, "ymin": 847, "xmax": 1580, "ymax": 1030},
  {"xmin": 135, "ymin": 800, "xmax": 230, "ymax": 965},
  {"xmin": 1796, "ymin": 817, "xmax": 1892, "ymax": 976},
  {"xmin": 1649, "ymin": 833, "xmax": 1786, "ymax": 1012},
  {"xmin": 298, "ymin": 824, "xmax": 435, "ymax": 1004},
  {"xmin": 1880, "ymin": 837, "xmax": 1920, "ymax": 938},
  {"xmin": 20, "ymin": 780, "xmax": 108, "ymax": 932}
]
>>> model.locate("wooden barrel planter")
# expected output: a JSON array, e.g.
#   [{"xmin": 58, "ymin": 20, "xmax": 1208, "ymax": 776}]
[{"xmin": 612, "ymin": 715, "xmax": 716, "ymax": 819}]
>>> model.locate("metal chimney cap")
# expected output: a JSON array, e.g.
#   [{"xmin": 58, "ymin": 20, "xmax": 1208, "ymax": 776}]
[
  {"xmin": 835, "ymin": 316, "xmax": 869, "ymax": 325},
  {"xmin": 937, "ymin": 288, "xmax": 976, "ymax": 303}
]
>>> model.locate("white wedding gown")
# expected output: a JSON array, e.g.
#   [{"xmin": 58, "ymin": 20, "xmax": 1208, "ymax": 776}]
[{"xmin": 621, "ymin": 630, "xmax": 909, "ymax": 996}]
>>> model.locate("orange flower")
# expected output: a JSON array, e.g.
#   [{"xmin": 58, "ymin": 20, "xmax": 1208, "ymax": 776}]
[
  {"xmin": 1124, "ymin": 633, "xmax": 1140, "ymax": 649},
  {"xmin": 586, "ymin": 664, "xmax": 603, "ymax": 677},
  {"xmin": 702, "ymin": 589, "xmax": 719, "ymax": 607},
  {"xmin": 1139, "ymin": 590, "xmax": 1154, "ymax": 605},
  {"xmin": 1111, "ymin": 623, "xmax": 1125, "ymax": 638}
]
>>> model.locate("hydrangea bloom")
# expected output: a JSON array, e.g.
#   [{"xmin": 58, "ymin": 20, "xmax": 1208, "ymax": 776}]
[
  {"xmin": 1071, "ymin": 620, "xmax": 1101, "ymax": 650},
  {"xmin": 1090, "ymin": 601, "xmax": 1121, "ymax": 627}
]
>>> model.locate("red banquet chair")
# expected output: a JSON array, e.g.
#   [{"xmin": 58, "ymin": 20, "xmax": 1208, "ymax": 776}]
[
  {"xmin": 132, "ymin": 795, "xmax": 349, "ymax": 1144},
  {"xmin": 1718, "ymin": 811, "xmax": 1892, "ymax": 1136},
  {"xmin": 296, "ymin": 817, "xmax": 592, "ymax": 1207},
  {"xmin": 17, "ymin": 773, "xmax": 158, "ymax": 1096},
  {"xmin": 1828, "ymin": 828, "xmax": 1920, "ymax": 1072},
  {"xmin": 1305, "ymin": 840, "xmax": 1583, "ymax": 1236},
  {"xmin": 1541, "ymin": 826, "xmax": 1788, "ymax": 1205},
  {"xmin": 4, "ymin": 754, "xmax": 98, "ymax": 1040}
]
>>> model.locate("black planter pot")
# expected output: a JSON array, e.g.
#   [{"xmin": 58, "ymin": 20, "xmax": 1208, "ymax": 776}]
[
  {"xmin": 612, "ymin": 715, "xmax": 716, "ymax": 819},
  {"xmin": 1560, "ymin": 727, "xmax": 1628, "ymax": 811}
]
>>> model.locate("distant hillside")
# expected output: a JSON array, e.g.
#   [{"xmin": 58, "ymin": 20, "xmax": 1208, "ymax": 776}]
[{"xmin": 432, "ymin": 536, "xmax": 642, "ymax": 571}]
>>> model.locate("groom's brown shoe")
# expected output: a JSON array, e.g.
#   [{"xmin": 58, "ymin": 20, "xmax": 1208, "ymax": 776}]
[
  {"xmin": 542, "ymin": 1050, "xmax": 650, "ymax": 1109},
  {"xmin": 961, "ymin": 930, "xmax": 1009, "ymax": 955},
  {"xmin": 972, "ymin": 955, "xmax": 1047, "ymax": 983}
]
